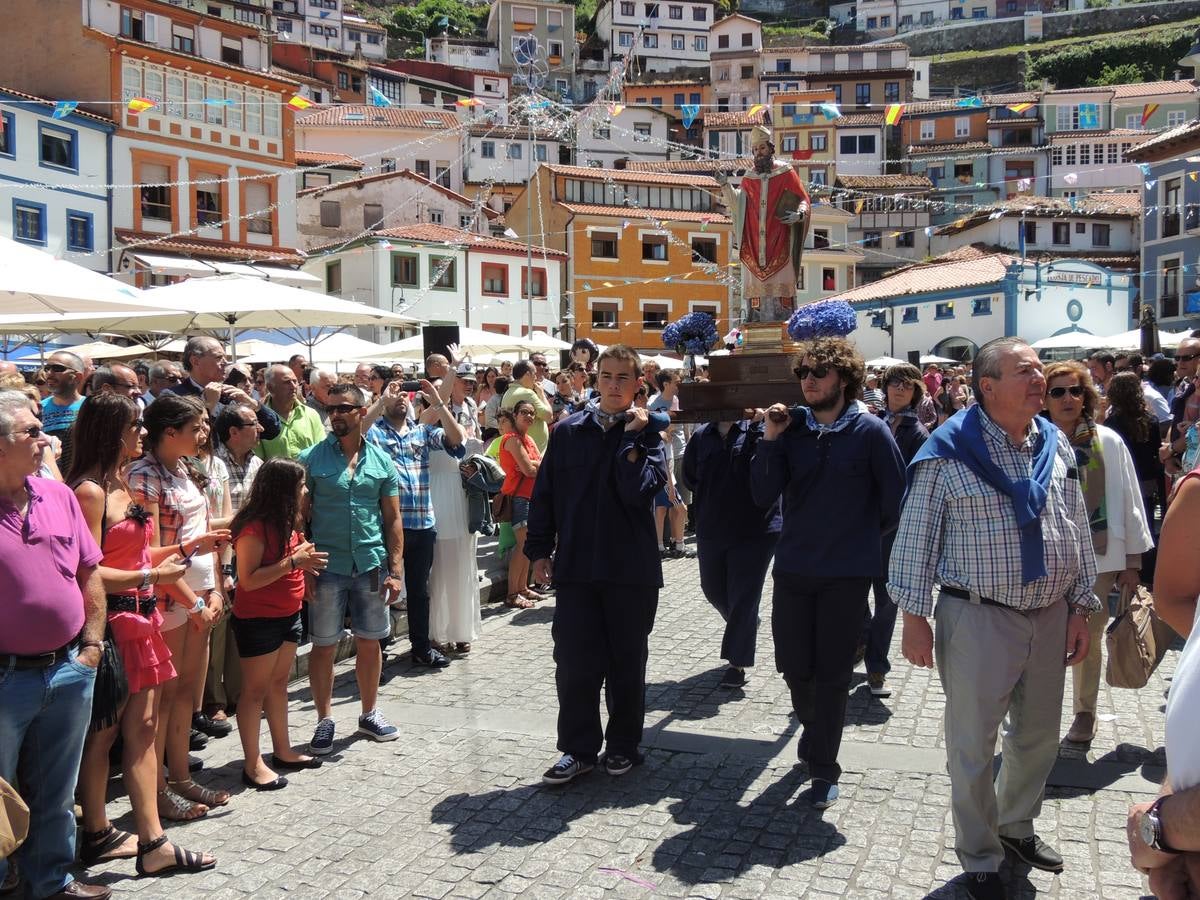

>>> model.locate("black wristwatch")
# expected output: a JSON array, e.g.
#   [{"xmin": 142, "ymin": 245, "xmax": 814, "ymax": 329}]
[{"xmin": 1140, "ymin": 796, "xmax": 1181, "ymax": 854}]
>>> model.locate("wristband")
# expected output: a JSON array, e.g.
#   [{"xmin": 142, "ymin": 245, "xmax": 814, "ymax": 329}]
[
  {"xmin": 221, "ymin": 564, "xmax": 234, "ymax": 577},
  {"xmin": 139, "ymin": 567, "xmax": 153, "ymax": 590},
  {"xmin": 79, "ymin": 639, "xmax": 104, "ymax": 652},
  {"xmin": 190, "ymin": 597, "xmax": 205, "ymax": 614},
  {"xmin": 388, "ymin": 571, "xmax": 403, "ymax": 579}
]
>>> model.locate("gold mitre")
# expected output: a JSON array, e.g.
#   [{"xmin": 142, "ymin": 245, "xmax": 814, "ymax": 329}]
[{"xmin": 750, "ymin": 124, "xmax": 772, "ymax": 148}]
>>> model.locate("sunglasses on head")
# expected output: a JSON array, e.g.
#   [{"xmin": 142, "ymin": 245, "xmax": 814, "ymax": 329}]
[
  {"xmin": 325, "ymin": 403, "xmax": 360, "ymax": 415},
  {"xmin": 794, "ymin": 365, "xmax": 832, "ymax": 381},
  {"xmin": 1047, "ymin": 385, "xmax": 1084, "ymax": 399}
]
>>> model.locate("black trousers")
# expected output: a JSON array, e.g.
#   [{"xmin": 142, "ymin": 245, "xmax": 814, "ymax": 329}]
[
  {"xmin": 552, "ymin": 581, "xmax": 659, "ymax": 764},
  {"xmin": 697, "ymin": 535, "xmax": 778, "ymax": 668},
  {"xmin": 402, "ymin": 527, "xmax": 437, "ymax": 655},
  {"xmin": 772, "ymin": 572, "xmax": 871, "ymax": 784}
]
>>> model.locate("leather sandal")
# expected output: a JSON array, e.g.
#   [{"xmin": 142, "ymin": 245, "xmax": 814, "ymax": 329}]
[
  {"xmin": 167, "ymin": 779, "xmax": 230, "ymax": 808},
  {"xmin": 156, "ymin": 787, "xmax": 207, "ymax": 822},
  {"xmin": 80, "ymin": 824, "xmax": 138, "ymax": 866},
  {"xmin": 135, "ymin": 834, "xmax": 216, "ymax": 877}
]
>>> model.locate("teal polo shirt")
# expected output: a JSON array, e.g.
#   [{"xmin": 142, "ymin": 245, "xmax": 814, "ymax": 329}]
[{"xmin": 299, "ymin": 434, "xmax": 400, "ymax": 577}]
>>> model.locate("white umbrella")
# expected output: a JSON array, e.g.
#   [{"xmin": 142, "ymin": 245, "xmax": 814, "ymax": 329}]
[
  {"xmin": 240, "ymin": 333, "xmax": 387, "ymax": 366},
  {"xmin": 1031, "ymin": 330, "xmax": 1098, "ymax": 351},
  {"xmin": 363, "ymin": 326, "xmax": 533, "ymax": 361},
  {"xmin": 522, "ymin": 331, "xmax": 571, "ymax": 351},
  {"xmin": 865, "ymin": 355, "xmax": 906, "ymax": 368},
  {"xmin": 0, "ymin": 235, "xmax": 160, "ymax": 316},
  {"xmin": 1102, "ymin": 328, "xmax": 1189, "ymax": 350},
  {"xmin": 645, "ymin": 354, "xmax": 685, "ymax": 369},
  {"xmin": 64, "ymin": 340, "xmax": 149, "ymax": 360},
  {"xmin": 920, "ymin": 354, "xmax": 957, "ymax": 365}
]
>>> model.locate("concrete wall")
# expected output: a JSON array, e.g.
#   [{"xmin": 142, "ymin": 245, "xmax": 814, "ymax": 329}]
[{"xmin": 883, "ymin": 0, "xmax": 1200, "ymax": 56}]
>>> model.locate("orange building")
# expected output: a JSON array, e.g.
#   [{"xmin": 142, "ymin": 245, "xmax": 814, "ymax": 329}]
[
  {"xmin": 899, "ymin": 99, "xmax": 990, "ymax": 149},
  {"xmin": 507, "ymin": 164, "xmax": 733, "ymax": 352}
]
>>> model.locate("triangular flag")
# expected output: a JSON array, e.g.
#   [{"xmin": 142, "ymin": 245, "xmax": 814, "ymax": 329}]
[
  {"xmin": 609, "ymin": 103, "xmax": 624, "ymax": 116},
  {"xmin": 955, "ymin": 96, "xmax": 983, "ymax": 108},
  {"xmin": 1141, "ymin": 103, "xmax": 1160, "ymax": 128},
  {"xmin": 924, "ymin": 226, "xmax": 934, "ymax": 236},
  {"xmin": 127, "ymin": 97, "xmax": 156, "ymax": 114},
  {"xmin": 1007, "ymin": 102, "xmax": 1035, "ymax": 114},
  {"xmin": 1017, "ymin": 177, "xmax": 1032, "ymax": 191},
  {"xmin": 287, "ymin": 95, "xmax": 313, "ymax": 111},
  {"xmin": 602, "ymin": 281, "xmax": 614, "ymax": 287},
  {"xmin": 681, "ymin": 103, "xmax": 699, "ymax": 129},
  {"xmin": 885, "ymin": 104, "xmax": 904, "ymax": 125},
  {"xmin": 1063, "ymin": 172, "xmax": 1078, "ymax": 185},
  {"xmin": 819, "ymin": 102, "xmax": 841, "ymax": 120},
  {"xmin": 436, "ymin": 15, "xmax": 449, "ymax": 27},
  {"xmin": 1137, "ymin": 163, "xmax": 1151, "ymax": 176},
  {"xmin": 854, "ymin": 199, "xmax": 865, "ymax": 214},
  {"xmin": 1146, "ymin": 179, "xmax": 1157, "ymax": 189},
  {"xmin": 456, "ymin": 97, "xmax": 483, "ymax": 107},
  {"xmin": 1068, "ymin": 196, "xmax": 1078, "ymax": 210},
  {"xmin": 748, "ymin": 104, "xmax": 764, "ymax": 117},
  {"xmin": 52, "ymin": 101, "xmax": 78, "ymax": 119},
  {"xmin": 1190, "ymin": 172, "xmax": 1198, "ymax": 182},
  {"xmin": 368, "ymin": 86, "xmax": 392, "ymax": 108}
]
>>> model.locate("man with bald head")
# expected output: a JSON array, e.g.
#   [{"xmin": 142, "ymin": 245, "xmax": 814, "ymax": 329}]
[
  {"xmin": 257, "ymin": 363, "xmax": 326, "ymax": 460},
  {"xmin": 354, "ymin": 363, "xmax": 375, "ymax": 401},
  {"xmin": 90, "ymin": 364, "xmax": 141, "ymax": 400},
  {"xmin": 0, "ymin": 361, "xmax": 18, "ymax": 378}
]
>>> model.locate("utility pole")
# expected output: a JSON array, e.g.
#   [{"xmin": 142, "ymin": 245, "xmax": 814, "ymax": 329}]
[{"xmin": 516, "ymin": 43, "xmax": 548, "ymax": 338}]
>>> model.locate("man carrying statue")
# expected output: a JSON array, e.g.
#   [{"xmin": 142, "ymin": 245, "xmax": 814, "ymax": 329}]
[{"xmin": 716, "ymin": 124, "xmax": 812, "ymax": 324}]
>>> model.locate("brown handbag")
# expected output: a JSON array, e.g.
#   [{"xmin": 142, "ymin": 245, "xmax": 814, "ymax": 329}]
[
  {"xmin": 491, "ymin": 474, "xmax": 525, "ymax": 524},
  {"xmin": 0, "ymin": 776, "xmax": 29, "ymax": 857},
  {"xmin": 1105, "ymin": 584, "xmax": 1178, "ymax": 689}
]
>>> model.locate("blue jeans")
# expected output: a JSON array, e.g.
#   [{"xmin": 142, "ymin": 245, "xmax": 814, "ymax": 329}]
[
  {"xmin": 0, "ymin": 647, "xmax": 97, "ymax": 898},
  {"xmin": 308, "ymin": 570, "xmax": 392, "ymax": 646}
]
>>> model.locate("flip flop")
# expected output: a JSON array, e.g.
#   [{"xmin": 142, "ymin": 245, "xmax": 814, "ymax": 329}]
[
  {"xmin": 80, "ymin": 824, "xmax": 138, "ymax": 866},
  {"xmin": 135, "ymin": 834, "xmax": 217, "ymax": 877}
]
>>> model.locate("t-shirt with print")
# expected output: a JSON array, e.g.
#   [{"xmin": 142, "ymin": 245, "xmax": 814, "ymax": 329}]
[{"xmin": 41, "ymin": 395, "xmax": 83, "ymax": 470}]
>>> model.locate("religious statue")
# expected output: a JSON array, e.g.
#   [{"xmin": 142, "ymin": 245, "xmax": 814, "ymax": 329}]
[{"xmin": 716, "ymin": 125, "xmax": 811, "ymax": 324}]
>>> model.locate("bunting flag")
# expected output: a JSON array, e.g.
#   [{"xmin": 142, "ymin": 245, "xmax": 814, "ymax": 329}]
[
  {"xmin": 1190, "ymin": 172, "xmax": 1198, "ymax": 182},
  {"xmin": 854, "ymin": 199, "xmax": 865, "ymax": 214},
  {"xmin": 203, "ymin": 97, "xmax": 235, "ymax": 107},
  {"xmin": 681, "ymin": 103, "xmax": 700, "ymax": 129},
  {"xmin": 884, "ymin": 104, "xmax": 903, "ymax": 125},
  {"xmin": 1137, "ymin": 163, "xmax": 1152, "ymax": 176},
  {"xmin": 456, "ymin": 97, "xmax": 484, "ymax": 107},
  {"xmin": 286, "ymin": 95, "xmax": 313, "ymax": 111},
  {"xmin": 955, "ymin": 96, "xmax": 984, "ymax": 108},
  {"xmin": 924, "ymin": 226, "xmax": 934, "ymax": 236},
  {"xmin": 52, "ymin": 101, "xmax": 78, "ymax": 119},
  {"xmin": 1063, "ymin": 172, "xmax": 1079, "ymax": 185},
  {"xmin": 1007, "ymin": 102, "xmax": 1035, "ymax": 114},
  {"xmin": 818, "ymin": 102, "xmax": 841, "ymax": 120},
  {"xmin": 989, "ymin": 210, "xmax": 1004, "ymax": 220},
  {"xmin": 748, "ymin": 103, "xmax": 765, "ymax": 117},
  {"xmin": 1141, "ymin": 103, "xmax": 1159, "ymax": 128},
  {"xmin": 1017, "ymin": 177, "xmax": 1032, "ymax": 191},
  {"xmin": 1068, "ymin": 195, "xmax": 1078, "ymax": 210},
  {"xmin": 609, "ymin": 103, "xmax": 624, "ymax": 116},
  {"xmin": 436, "ymin": 15, "xmax": 450, "ymax": 27},
  {"xmin": 127, "ymin": 97, "xmax": 156, "ymax": 114},
  {"xmin": 368, "ymin": 86, "xmax": 392, "ymax": 108}
]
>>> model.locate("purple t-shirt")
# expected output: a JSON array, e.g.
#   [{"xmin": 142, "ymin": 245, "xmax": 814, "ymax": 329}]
[{"xmin": 0, "ymin": 477, "xmax": 103, "ymax": 655}]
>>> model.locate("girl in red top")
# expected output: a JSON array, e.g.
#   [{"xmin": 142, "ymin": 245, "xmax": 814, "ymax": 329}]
[
  {"xmin": 499, "ymin": 401, "xmax": 542, "ymax": 609},
  {"xmin": 230, "ymin": 458, "xmax": 328, "ymax": 790}
]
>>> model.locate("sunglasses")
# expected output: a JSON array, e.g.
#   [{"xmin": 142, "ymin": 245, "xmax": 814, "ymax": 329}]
[
  {"xmin": 1047, "ymin": 385, "xmax": 1084, "ymax": 399},
  {"xmin": 1176, "ymin": 352, "xmax": 1200, "ymax": 363},
  {"xmin": 129, "ymin": 418, "xmax": 144, "ymax": 430},
  {"xmin": 794, "ymin": 365, "xmax": 832, "ymax": 380},
  {"xmin": 158, "ymin": 375, "xmax": 182, "ymax": 384},
  {"xmin": 325, "ymin": 403, "xmax": 360, "ymax": 414},
  {"xmin": 34, "ymin": 380, "xmax": 45, "ymax": 387},
  {"xmin": 43, "ymin": 363, "xmax": 77, "ymax": 374},
  {"xmin": 886, "ymin": 378, "xmax": 914, "ymax": 389},
  {"xmin": 3, "ymin": 424, "xmax": 42, "ymax": 439}
]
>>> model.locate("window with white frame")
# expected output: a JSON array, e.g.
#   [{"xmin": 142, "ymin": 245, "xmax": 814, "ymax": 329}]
[
  {"xmin": 920, "ymin": 120, "xmax": 935, "ymax": 141},
  {"xmin": 1168, "ymin": 110, "xmax": 1187, "ymax": 127},
  {"xmin": 954, "ymin": 117, "xmax": 970, "ymax": 138},
  {"xmin": 671, "ymin": 34, "xmax": 685, "ymax": 50},
  {"xmin": 633, "ymin": 122, "xmax": 651, "ymax": 142},
  {"xmin": 480, "ymin": 140, "xmax": 495, "ymax": 159},
  {"xmin": 694, "ymin": 35, "xmax": 706, "ymax": 50}
]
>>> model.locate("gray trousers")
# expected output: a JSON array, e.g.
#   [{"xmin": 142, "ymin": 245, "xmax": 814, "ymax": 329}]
[{"xmin": 935, "ymin": 592, "xmax": 1068, "ymax": 872}]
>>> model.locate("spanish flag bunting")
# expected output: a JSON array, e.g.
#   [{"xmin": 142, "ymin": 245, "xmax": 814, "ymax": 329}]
[
  {"xmin": 609, "ymin": 103, "xmax": 624, "ymax": 116},
  {"xmin": 1007, "ymin": 102, "xmax": 1035, "ymax": 114},
  {"xmin": 127, "ymin": 97, "xmax": 156, "ymax": 114},
  {"xmin": 1190, "ymin": 172, "xmax": 1198, "ymax": 182},
  {"xmin": 286, "ymin": 95, "xmax": 313, "ymax": 111},
  {"xmin": 884, "ymin": 104, "xmax": 903, "ymax": 125},
  {"xmin": 456, "ymin": 98, "xmax": 483, "ymax": 107},
  {"xmin": 854, "ymin": 199, "xmax": 865, "ymax": 214},
  {"xmin": 1141, "ymin": 103, "xmax": 1159, "ymax": 128}
]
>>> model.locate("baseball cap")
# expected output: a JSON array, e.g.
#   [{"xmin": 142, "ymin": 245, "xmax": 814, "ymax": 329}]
[{"xmin": 455, "ymin": 362, "xmax": 477, "ymax": 380}]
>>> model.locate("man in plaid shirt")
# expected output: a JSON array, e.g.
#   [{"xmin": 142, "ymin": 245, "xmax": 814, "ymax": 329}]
[
  {"xmin": 889, "ymin": 337, "xmax": 1099, "ymax": 900},
  {"xmin": 366, "ymin": 379, "xmax": 465, "ymax": 669}
]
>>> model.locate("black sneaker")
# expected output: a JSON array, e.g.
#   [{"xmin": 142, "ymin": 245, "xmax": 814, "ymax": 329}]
[
  {"xmin": 999, "ymin": 834, "xmax": 1063, "ymax": 873},
  {"xmin": 187, "ymin": 754, "xmax": 203, "ymax": 773},
  {"xmin": 664, "ymin": 543, "xmax": 685, "ymax": 559},
  {"xmin": 603, "ymin": 752, "xmax": 635, "ymax": 776},
  {"xmin": 658, "ymin": 546, "xmax": 671, "ymax": 560},
  {"xmin": 867, "ymin": 673, "xmax": 891, "ymax": 698},
  {"xmin": 309, "ymin": 717, "xmax": 336, "ymax": 756},
  {"xmin": 810, "ymin": 779, "xmax": 839, "ymax": 809},
  {"xmin": 357, "ymin": 709, "xmax": 399, "ymax": 742},
  {"xmin": 965, "ymin": 872, "xmax": 1007, "ymax": 900},
  {"xmin": 193, "ymin": 711, "xmax": 233, "ymax": 738},
  {"xmin": 542, "ymin": 753, "xmax": 594, "ymax": 785},
  {"xmin": 718, "ymin": 666, "xmax": 747, "ymax": 689},
  {"xmin": 188, "ymin": 728, "xmax": 208, "ymax": 750},
  {"xmin": 412, "ymin": 647, "xmax": 451, "ymax": 668},
  {"xmin": 676, "ymin": 545, "xmax": 697, "ymax": 559}
]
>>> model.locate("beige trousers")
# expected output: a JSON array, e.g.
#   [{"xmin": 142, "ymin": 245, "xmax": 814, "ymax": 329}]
[
  {"xmin": 1071, "ymin": 570, "xmax": 1118, "ymax": 716},
  {"xmin": 203, "ymin": 612, "xmax": 242, "ymax": 710},
  {"xmin": 936, "ymin": 593, "xmax": 1068, "ymax": 872}
]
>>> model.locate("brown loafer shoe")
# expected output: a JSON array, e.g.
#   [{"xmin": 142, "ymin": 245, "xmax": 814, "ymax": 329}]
[
  {"xmin": 42, "ymin": 880, "xmax": 113, "ymax": 900},
  {"xmin": 1066, "ymin": 712, "xmax": 1096, "ymax": 743}
]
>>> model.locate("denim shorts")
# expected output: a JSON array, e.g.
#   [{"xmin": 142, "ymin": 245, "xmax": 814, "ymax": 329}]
[
  {"xmin": 511, "ymin": 496, "xmax": 531, "ymax": 530},
  {"xmin": 308, "ymin": 569, "xmax": 391, "ymax": 646},
  {"xmin": 231, "ymin": 611, "xmax": 302, "ymax": 658}
]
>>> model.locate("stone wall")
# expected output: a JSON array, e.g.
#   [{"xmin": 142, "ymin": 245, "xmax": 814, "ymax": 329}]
[
  {"xmin": 740, "ymin": 0, "xmax": 826, "ymax": 19},
  {"xmin": 885, "ymin": 0, "xmax": 1200, "ymax": 57}
]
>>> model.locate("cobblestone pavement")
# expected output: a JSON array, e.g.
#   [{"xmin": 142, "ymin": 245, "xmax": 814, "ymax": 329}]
[{"xmin": 85, "ymin": 555, "xmax": 1170, "ymax": 899}]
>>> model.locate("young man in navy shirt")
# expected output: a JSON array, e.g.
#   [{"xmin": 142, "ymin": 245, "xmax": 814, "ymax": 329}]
[{"xmin": 526, "ymin": 345, "xmax": 668, "ymax": 785}]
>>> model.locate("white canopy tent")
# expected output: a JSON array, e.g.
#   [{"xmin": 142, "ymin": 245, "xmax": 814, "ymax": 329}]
[
  {"xmin": 1100, "ymin": 328, "xmax": 1189, "ymax": 350},
  {"xmin": 1030, "ymin": 329, "xmax": 1098, "ymax": 351},
  {"xmin": 920, "ymin": 354, "xmax": 958, "ymax": 365},
  {"xmin": 865, "ymin": 355, "xmax": 906, "ymax": 368},
  {"xmin": 522, "ymin": 331, "xmax": 572, "ymax": 351},
  {"xmin": 238, "ymin": 333, "xmax": 390, "ymax": 370},
  {"xmin": 362, "ymin": 326, "xmax": 534, "ymax": 361},
  {"xmin": 0, "ymin": 235, "xmax": 161, "ymax": 317}
]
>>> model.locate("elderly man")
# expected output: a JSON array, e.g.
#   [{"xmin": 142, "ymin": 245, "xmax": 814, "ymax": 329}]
[
  {"xmin": 889, "ymin": 336, "xmax": 1099, "ymax": 900},
  {"xmin": 166, "ymin": 336, "xmax": 280, "ymax": 444},
  {"xmin": 89, "ymin": 363, "xmax": 140, "ymax": 399},
  {"xmin": 306, "ymin": 368, "xmax": 336, "ymax": 428},
  {"xmin": 146, "ymin": 360, "xmax": 183, "ymax": 401},
  {"xmin": 0, "ymin": 390, "xmax": 111, "ymax": 900},
  {"xmin": 256, "ymin": 364, "xmax": 325, "ymax": 461},
  {"xmin": 354, "ymin": 363, "xmax": 375, "ymax": 401},
  {"xmin": 41, "ymin": 351, "xmax": 86, "ymax": 473}
]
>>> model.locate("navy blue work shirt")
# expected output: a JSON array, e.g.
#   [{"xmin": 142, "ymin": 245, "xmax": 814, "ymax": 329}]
[{"xmin": 681, "ymin": 420, "xmax": 781, "ymax": 548}]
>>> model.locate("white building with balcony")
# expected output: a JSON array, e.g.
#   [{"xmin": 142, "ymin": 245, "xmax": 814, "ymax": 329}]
[
  {"xmin": 709, "ymin": 13, "xmax": 761, "ymax": 112},
  {"xmin": 597, "ymin": 0, "xmax": 716, "ymax": 73},
  {"xmin": 425, "ymin": 37, "xmax": 502, "ymax": 73},
  {"xmin": 575, "ymin": 107, "xmax": 672, "ymax": 168},
  {"xmin": 274, "ymin": 0, "xmax": 387, "ymax": 61}
]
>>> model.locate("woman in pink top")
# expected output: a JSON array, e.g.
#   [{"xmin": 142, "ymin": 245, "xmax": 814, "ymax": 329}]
[{"xmin": 67, "ymin": 394, "xmax": 216, "ymax": 877}]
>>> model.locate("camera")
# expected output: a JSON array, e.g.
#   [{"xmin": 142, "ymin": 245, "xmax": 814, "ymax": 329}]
[{"xmin": 400, "ymin": 380, "xmax": 422, "ymax": 393}]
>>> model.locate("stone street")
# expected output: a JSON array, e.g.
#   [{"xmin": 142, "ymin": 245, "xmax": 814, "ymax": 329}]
[{"xmin": 87, "ymin": 555, "xmax": 1170, "ymax": 899}]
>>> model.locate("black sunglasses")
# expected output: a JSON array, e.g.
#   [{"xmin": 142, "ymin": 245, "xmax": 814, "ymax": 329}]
[
  {"xmin": 1176, "ymin": 352, "xmax": 1200, "ymax": 363},
  {"xmin": 794, "ymin": 365, "xmax": 832, "ymax": 381},
  {"xmin": 1047, "ymin": 385, "xmax": 1084, "ymax": 399},
  {"xmin": 43, "ymin": 363, "xmax": 77, "ymax": 374},
  {"xmin": 886, "ymin": 378, "xmax": 915, "ymax": 389},
  {"xmin": 325, "ymin": 403, "xmax": 360, "ymax": 414},
  {"xmin": 3, "ymin": 424, "xmax": 42, "ymax": 439}
]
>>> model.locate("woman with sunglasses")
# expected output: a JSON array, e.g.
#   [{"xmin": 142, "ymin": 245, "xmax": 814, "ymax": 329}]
[
  {"xmin": 66, "ymin": 393, "xmax": 216, "ymax": 877},
  {"xmin": 499, "ymin": 402, "xmax": 541, "ymax": 608},
  {"xmin": 1042, "ymin": 361, "xmax": 1152, "ymax": 744},
  {"xmin": 128, "ymin": 395, "xmax": 232, "ymax": 821}
]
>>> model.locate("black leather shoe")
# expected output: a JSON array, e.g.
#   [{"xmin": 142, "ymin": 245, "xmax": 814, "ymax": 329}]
[
  {"xmin": 193, "ymin": 711, "xmax": 233, "ymax": 738},
  {"xmin": 188, "ymin": 728, "xmax": 208, "ymax": 750},
  {"xmin": 187, "ymin": 753, "xmax": 203, "ymax": 773},
  {"xmin": 412, "ymin": 648, "xmax": 450, "ymax": 668},
  {"xmin": 999, "ymin": 834, "xmax": 1063, "ymax": 872},
  {"xmin": 964, "ymin": 872, "xmax": 1007, "ymax": 900},
  {"xmin": 270, "ymin": 754, "xmax": 323, "ymax": 771},
  {"xmin": 241, "ymin": 770, "xmax": 288, "ymax": 791}
]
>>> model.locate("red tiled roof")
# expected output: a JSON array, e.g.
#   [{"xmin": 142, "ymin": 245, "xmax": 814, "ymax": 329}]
[
  {"xmin": 932, "ymin": 243, "xmax": 1137, "ymax": 270},
  {"xmin": 296, "ymin": 106, "xmax": 461, "ymax": 129},
  {"xmin": 986, "ymin": 117, "xmax": 1040, "ymax": 127},
  {"xmin": 113, "ymin": 230, "xmax": 306, "ymax": 263},
  {"xmin": 703, "ymin": 108, "xmax": 768, "ymax": 129},
  {"xmin": 1125, "ymin": 119, "xmax": 1200, "ymax": 160},
  {"xmin": 933, "ymin": 194, "xmax": 1142, "ymax": 236},
  {"xmin": 834, "ymin": 174, "xmax": 932, "ymax": 189},
  {"xmin": 986, "ymin": 91, "xmax": 1041, "ymax": 105},
  {"xmin": 558, "ymin": 203, "xmax": 731, "ymax": 224},
  {"xmin": 296, "ymin": 150, "xmax": 365, "ymax": 168},
  {"xmin": 1050, "ymin": 127, "xmax": 1159, "ymax": 140},
  {"xmin": 544, "ymin": 164, "xmax": 721, "ymax": 187},
  {"xmin": 626, "ymin": 158, "xmax": 754, "ymax": 172},
  {"xmin": 0, "ymin": 85, "xmax": 114, "ymax": 125},
  {"xmin": 297, "ymin": 168, "xmax": 499, "ymax": 219},
  {"xmin": 467, "ymin": 124, "xmax": 562, "ymax": 140},
  {"xmin": 905, "ymin": 141, "xmax": 992, "ymax": 155},
  {"xmin": 371, "ymin": 223, "xmax": 567, "ymax": 257},
  {"xmin": 1113, "ymin": 80, "xmax": 1200, "ymax": 99},
  {"xmin": 833, "ymin": 112, "xmax": 885, "ymax": 127},
  {"xmin": 829, "ymin": 254, "xmax": 1015, "ymax": 305}
]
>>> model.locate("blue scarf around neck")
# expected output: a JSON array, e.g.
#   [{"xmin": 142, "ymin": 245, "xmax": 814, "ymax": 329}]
[{"xmin": 909, "ymin": 405, "xmax": 1060, "ymax": 584}]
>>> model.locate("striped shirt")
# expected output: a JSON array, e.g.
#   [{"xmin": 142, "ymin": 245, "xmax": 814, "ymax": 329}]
[{"xmin": 888, "ymin": 410, "xmax": 1099, "ymax": 617}]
